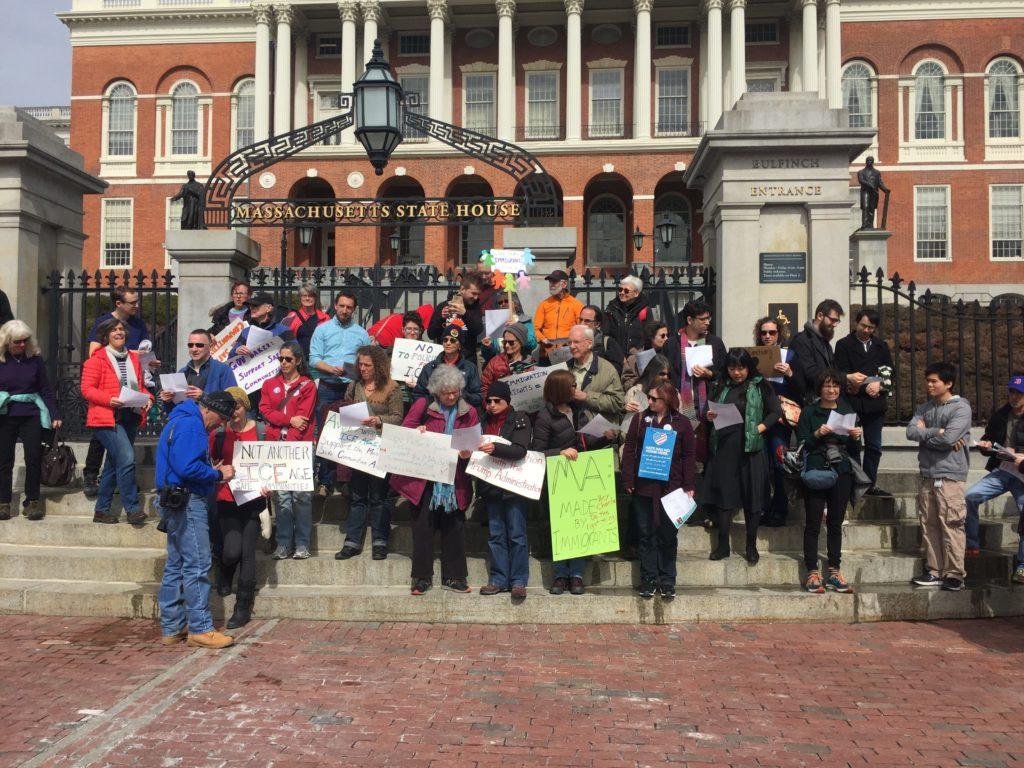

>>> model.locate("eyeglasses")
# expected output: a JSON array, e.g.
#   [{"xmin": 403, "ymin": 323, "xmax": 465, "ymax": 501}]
[
  {"xmin": 760, "ymin": 330, "xmax": 779, "ymax": 336},
  {"xmin": 486, "ymin": 397, "xmax": 505, "ymax": 404},
  {"xmin": 278, "ymin": 355, "xmax": 295, "ymax": 362},
  {"xmin": 617, "ymin": 287, "xmax": 632, "ymax": 294},
  {"xmin": 11, "ymin": 337, "xmax": 30, "ymax": 344},
  {"xmin": 694, "ymin": 315, "xmax": 711, "ymax": 323},
  {"xmin": 648, "ymin": 395, "xmax": 662, "ymax": 402},
  {"xmin": 501, "ymin": 339, "xmax": 518, "ymax": 346},
  {"xmin": 120, "ymin": 300, "xmax": 139, "ymax": 307},
  {"xmin": 826, "ymin": 315, "xmax": 841, "ymax": 324},
  {"xmin": 232, "ymin": 291, "xmax": 249, "ymax": 297},
  {"xmin": 443, "ymin": 337, "xmax": 459, "ymax": 343},
  {"xmin": 187, "ymin": 342, "xmax": 207, "ymax": 349}
]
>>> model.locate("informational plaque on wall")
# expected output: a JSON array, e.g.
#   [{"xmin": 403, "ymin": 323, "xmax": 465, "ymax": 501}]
[{"xmin": 759, "ymin": 252, "xmax": 807, "ymax": 284}]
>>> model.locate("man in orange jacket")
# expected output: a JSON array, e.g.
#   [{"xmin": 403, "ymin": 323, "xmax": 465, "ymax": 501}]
[{"xmin": 533, "ymin": 270, "xmax": 583, "ymax": 354}]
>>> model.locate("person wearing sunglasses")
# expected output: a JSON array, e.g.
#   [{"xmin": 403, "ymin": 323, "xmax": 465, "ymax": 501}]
[
  {"xmin": 413, "ymin": 319, "xmax": 482, "ymax": 407},
  {"xmin": 533, "ymin": 269, "xmax": 582, "ymax": 354},
  {"xmin": 753, "ymin": 316, "xmax": 795, "ymax": 528},
  {"xmin": 481, "ymin": 322, "xmax": 534, "ymax": 399},
  {"xmin": 158, "ymin": 329, "xmax": 237, "ymax": 412},
  {"xmin": 620, "ymin": 319, "xmax": 671, "ymax": 391},
  {"xmin": 602, "ymin": 275, "xmax": 651, "ymax": 358},
  {"xmin": 0, "ymin": 320, "xmax": 61, "ymax": 521}
]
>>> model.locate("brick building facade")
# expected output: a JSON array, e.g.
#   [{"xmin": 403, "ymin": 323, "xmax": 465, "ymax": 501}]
[{"xmin": 62, "ymin": 0, "xmax": 1024, "ymax": 299}]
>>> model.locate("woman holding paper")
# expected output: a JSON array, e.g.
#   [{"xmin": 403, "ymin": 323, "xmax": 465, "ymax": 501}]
[
  {"xmin": 620, "ymin": 381, "xmax": 696, "ymax": 599},
  {"xmin": 80, "ymin": 318, "xmax": 151, "ymax": 526},
  {"xmin": 701, "ymin": 349, "xmax": 782, "ymax": 564},
  {"xmin": 334, "ymin": 345, "xmax": 403, "ymax": 562},
  {"xmin": 620, "ymin": 320, "xmax": 670, "ymax": 391},
  {"xmin": 754, "ymin": 317, "xmax": 795, "ymax": 528},
  {"xmin": 391, "ymin": 365, "xmax": 478, "ymax": 596},
  {"xmin": 480, "ymin": 322, "xmax": 535, "ymax": 399},
  {"xmin": 259, "ymin": 341, "xmax": 317, "ymax": 560}
]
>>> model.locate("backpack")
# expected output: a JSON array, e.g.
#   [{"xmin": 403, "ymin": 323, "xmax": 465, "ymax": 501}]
[{"xmin": 40, "ymin": 428, "xmax": 77, "ymax": 487}]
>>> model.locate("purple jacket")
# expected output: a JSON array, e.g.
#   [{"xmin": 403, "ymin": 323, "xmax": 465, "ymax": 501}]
[
  {"xmin": 620, "ymin": 409, "xmax": 697, "ymax": 499},
  {"xmin": 389, "ymin": 396, "xmax": 479, "ymax": 509},
  {"xmin": 0, "ymin": 354, "xmax": 60, "ymax": 421}
]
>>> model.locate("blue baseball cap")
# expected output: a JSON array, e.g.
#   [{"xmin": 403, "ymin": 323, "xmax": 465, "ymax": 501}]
[{"xmin": 1009, "ymin": 375, "xmax": 1024, "ymax": 394}]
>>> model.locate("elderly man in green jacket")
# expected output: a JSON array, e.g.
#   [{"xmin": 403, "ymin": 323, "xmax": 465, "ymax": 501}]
[{"xmin": 567, "ymin": 324, "xmax": 625, "ymax": 436}]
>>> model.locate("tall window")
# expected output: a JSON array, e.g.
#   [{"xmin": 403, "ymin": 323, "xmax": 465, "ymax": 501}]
[
  {"xmin": 171, "ymin": 82, "xmax": 199, "ymax": 155},
  {"xmin": 107, "ymin": 83, "xmax": 136, "ymax": 156},
  {"xmin": 654, "ymin": 193, "xmax": 691, "ymax": 263},
  {"xmin": 587, "ymin": 194, "xmax": 626, "ymax": 264},
  {"xmin": 991, "ymin": 185, "xmax": 1023, "ymax": 260},
  {"xmin": 318, "ymin": 92, "xmax": 345, "ymax": 145},
  {"xmin": 842, "ymin": 62, "xmax": 873, "ymax": 128},
  {"xmin": 915, "ymin": 186, "xmax": 949, "ymax": 260},
  {"xmin": 656, "ymin": 68, "xmax": 690, "ymax": 136},
  {"xmin": 165, "ymin": 197, "xmax": 183, "ymax": 267},
  {"xmin": 526, "ymin": 71, "xmax": 558, "ymax": 139},
  {"xmin": 234, "ymin": 79, "xmax": 255, "ymax": 149},
  {"xmin": 914, "ymin": 61, "xmax": 945, "ymax": 140},
  {"xmin": 102, "ymin": 199, "xmax": 133, "ymax": 269},
  {"xmin": 464, "ymin": 73, "xmax": 496, "ymax": 133},
  {"xmin": 589, "ymin": 69, "xmax": 623, "ymax": 137},
  {"xmin": 988, "ymin": 59, "xmax": 1020, "ymax": 139},
  {"xmin": 396, "ymin": 224, "xmax": 425, "ymax": 265},
  {"xmin": 400, "ymin": 75, "xmax": 429, "ymax": 141}
]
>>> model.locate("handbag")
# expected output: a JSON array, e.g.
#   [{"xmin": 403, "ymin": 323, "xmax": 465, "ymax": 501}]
[
  {"xmin": 799, "ymin": 446, "xmax": 838, "ymax": 490},
  {"xmin": 40, "ymin": 427, "xmax": 77, "ymax": 487},
  {"xmin": 782, "ymin": 442, "xmax": 806, "ymax": 475},
  {"xmin": 778, "ymin": 396, "xmax": 802, "ymax": 428}
]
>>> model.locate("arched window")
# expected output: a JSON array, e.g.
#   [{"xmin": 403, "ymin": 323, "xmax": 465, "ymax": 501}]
[
  {"xmin": 587, "ymin": 194, "xmax": 626, "ymax": 265},
  {"xmin": 234, "ymin": 79, "xmax": 256, "ymax": 149},
  {"xmin": 842, "ymin": 62, "xmax": 873, "ymax": 129},
  {"xmin": 654, "ymin": 193, "xmax": 691, "ymax": 264},
  {"xmin": 988, "ymin": 59, "xmax": 1020, "ymax": 139},
  {"xmin": 171, "ymin": 82, "xmax": 199, "ymax": 155},
  {"xmin": 914, "ymin": 61, "xmax": 946, "ymax": 140},
  {"xmin": 106, "ymin": 82, "xmax": 136, "ymax": 156}
]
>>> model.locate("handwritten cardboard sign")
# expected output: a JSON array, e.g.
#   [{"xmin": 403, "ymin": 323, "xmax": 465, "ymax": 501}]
[
  {"xmin": 743, "ymin": 345, "xmax": 782, "ymax": 376},
  {"xmin": 316, "ymin": 411, "xmax": 385, "ymax": 478},
  {"xmin": 466, "ymin": 438, "xmax": 546, "ymax": 500},
  {"xmin": 500, "ymin": 363, "xmax": 567, "ymax": 413},
  {"xmin": 210, "ymin": 318, "xmax": 247, "ymax": 363},
  {"xmin": 229, "ymin": 336, "xmax": 283, "ymax": 394},
  {"xmin": 230, "ymin": 441, "xmax": 314, "ymax": 492},
  {"xmin": 378, "ymin": 423, "xmax": 458, "ymax": 484},
  {"xmin": 546, "ymin": 448, "xmax": 619, "ymax": 560},
  {"xmin": 391, "ymin": 338, "xmax": 444, "ymax": 382}
]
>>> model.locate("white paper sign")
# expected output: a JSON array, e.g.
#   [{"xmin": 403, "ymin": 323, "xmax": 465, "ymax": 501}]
[
  {"xmin": 391, "ymin": 338, "xmax": 445, "ymax": 381},
  {"xmin": 117, "ymin": 386, "xmax": 150, "ymax": 409},
  {"xmin": 451, "ymin": 424, "xmax": 483, "ymax": 452},
  {"xmin": 708, "ymin": 402, "xmax": 744, "ymax": 429},
  {"xmin": 768, "ymin": 347, "xmax": 791, "ymax": 384},
  {"xmin": 336, "ymin": 401, "xmax": 370, "ymax": 427},
  {"xmin": 579, "ymin": 413, "xmax": 618, "ymax": 437},
  {"xmin": 684, "ymin": 344, "xmax": 715, "ymax": 375},
  {"xmin": 500, "ymin": 363, "xmax": 568, "ymax": 413},
  {"xmin": 378, "ymin": 423, "xmax": 458, "ymax": 484},
  {"xmin": 210, "ymin": 319, "xmax": 247, "ymax": 363},
  {"xmin": 487, "ymin": 248, "xmax": 528, "ymax": 275},
  {"xmin": 159, "ymin": 373, "xmax": 189, "ymax": 404},
  {"xmin": 826, "ymin": 410, "xmax": 858, "ymax": 436},
  {"xmin": 466, "ymin": 442, "xmax": 547, "ymax": 501},
  {"xmin": 229, "ymin": 336, "xmax": 284, "ymax": 394},
  {"xmin": 635, "ymin": 348, "xmax": 657, "ymax": 376},
  {"xmin": 244, "ymin": 325, "xmax": 274, "ymax": 350},
  {"xmin": 230, "ymin": 441, "xmax": 315, "ymax": 492},
  {"xmin": 316, "ymin": 411, "xmax": 386, "ymax": 478},
  {"xmin": 661, "ymin": 488, "xmax": 697, "ymax": 528},
  {"xmin": 230, "ymin": 484, "xmax": 265, "ymax": 506},
  {"xmin": 629, "ymin": 390, "xmax": 650, "ymax": 413},
  {"xmin": 485, "ymin": 309, "xmax": 510, "ymax": 338}
]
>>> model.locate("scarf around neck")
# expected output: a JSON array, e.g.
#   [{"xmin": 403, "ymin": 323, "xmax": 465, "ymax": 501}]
[
  {"xmin": 711, "ymin": 376, "xmax": 765, "ymax": 454},
  {"xmin": 429, "ymin": 403, "xmax": 460, "ymax": 513},
  {"xmin": 105, "ymin": 346, "xmax": 139, "ymax": 391}
]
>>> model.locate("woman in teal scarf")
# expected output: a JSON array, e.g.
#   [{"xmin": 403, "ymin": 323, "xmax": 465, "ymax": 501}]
[{"xmin": 701, "ymin": 348, "xmax": 782, "ymax": 564}]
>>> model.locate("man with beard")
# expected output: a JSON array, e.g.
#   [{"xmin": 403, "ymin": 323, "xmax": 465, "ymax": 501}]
[
  {"xmin": 534, "ymin": 270, "xmax": 583, "ymax": 353},
  {"xmin": 427, "ymin": 272, "xmax": 485, "ymax": 361},
  {"xmin": 603, "ymin": 276, "xmax": 650, "ymax": 355},
  {"xmin": 789, "ymin": 299, "xmax": 847, "ymax": 404}
]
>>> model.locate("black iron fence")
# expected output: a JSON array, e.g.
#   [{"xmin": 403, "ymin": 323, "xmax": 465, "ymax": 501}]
[
  {"xmin": 42, "ymin": 270, "xmax": 178, "ymax": 441},
  {"xmin": 850, "ymin": 268, "xmax": 1024, "ymax": 425}
]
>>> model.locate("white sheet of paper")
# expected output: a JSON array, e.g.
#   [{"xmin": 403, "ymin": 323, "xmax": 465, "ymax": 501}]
[
  {"xmin": 118, "ymin": 386, "xmax": 150, "ymax": 409},
  {"xmin": 684, "ymin": 344, "xmax": 715, "ymax": 375},
  {"xmin": 708, "ymin": 402, "xmax": 743, "ymax": 429},
  {"xmin": 484, "ymin": 308, "xmax": 510, "ymax": 338},
  {"xmin": 139, "ymin": 351, "xmax": 157, "ymax": 371},
  {"xmin": 661, "ymin": 488, "xmax": 697, "ymax": 528},
  {"xmin": 629, "ymin": 390, "xmax": 650, "ymax": 413},
  {"xmin": 159, "ymin": 373, "xmax": 189, "ymax": 404},
  {"xmin": 451, "ymin": 424, "xmax": 483, "ymax": 452},
  {"xmin": 336, "ymin": 401, "xmax": 370, "ymax": 427},
  {"xmin": 578, "ymin": 414, "xmax": 618, "ymax": 437},
  {"xmin": 245, "ymin": 325, "xmax": 274, "ymax": 350},
  {"xmin": 230, "ymin": 483, "xmax": 264, "ymax": 506},
  {"xmin": 768, "ymin": 347, "xmax": 790, "ymax": 384},
  {"xmin": 826, "ymin": 410, "xmax": 858, "ymax": 435},
  {"xmin": 635, "ymin": 348, "xmax": 657, "ymax": 376}
]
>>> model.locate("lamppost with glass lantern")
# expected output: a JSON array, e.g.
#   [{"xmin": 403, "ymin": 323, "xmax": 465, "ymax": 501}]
[{"xmin": 632, "ymin": 214, "xmax": 678, "ymax": 273}]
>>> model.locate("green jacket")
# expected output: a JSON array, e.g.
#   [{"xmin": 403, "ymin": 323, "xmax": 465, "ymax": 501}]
[{"xmin": 795, "ymin": 399, "xmax": 857, "ymax": 473}]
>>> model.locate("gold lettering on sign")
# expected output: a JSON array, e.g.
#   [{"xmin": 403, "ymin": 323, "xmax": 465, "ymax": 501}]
[
  {"xmin": 751, "ymin": 158, "xmax": 822, "ymax": 169},
  {"xmin": 749, "ymin": 185, "xmax": 824, "ymax": 198}
]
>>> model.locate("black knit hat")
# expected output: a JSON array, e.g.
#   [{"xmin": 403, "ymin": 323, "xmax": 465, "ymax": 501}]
[
  {"xmin": 487, "ymin": 379, "xmax": 513, "ymax": 405},
  {"xmin": 199, "ymin": 390, "xmax": 236, "ymax": 420}
]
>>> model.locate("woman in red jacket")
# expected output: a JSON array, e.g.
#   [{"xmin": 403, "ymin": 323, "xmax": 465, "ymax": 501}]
[
  {"xmin": 259, "ymin": 341, "xmax": 317, "ymax": 560},
  {"xmin": 281, "ymin": 283, "xmax": 329, "ymax": 358},
  {"xmin": 80, "ymin": 318, "xmax": 151, "ymax": 526}
]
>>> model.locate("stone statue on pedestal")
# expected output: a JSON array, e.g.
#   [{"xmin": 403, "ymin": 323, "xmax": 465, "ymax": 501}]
[
  {"xmin": 858, "ymin": 156, "xmax": 890, "ymax": 230},
  {"xmin": 171, "ymin": 170, "xmax": 206, "ymax": 230}
]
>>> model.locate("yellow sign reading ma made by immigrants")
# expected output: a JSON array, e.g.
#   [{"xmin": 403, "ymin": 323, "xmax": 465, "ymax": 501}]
[{"xmin": 231, "ymin": 198, "xmax": 523, "ymax": 226}]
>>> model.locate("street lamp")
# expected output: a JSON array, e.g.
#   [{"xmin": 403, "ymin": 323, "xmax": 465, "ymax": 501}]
[
  {"xmin": 389, "ymin": 229, "xmax": 401, "ymax": 258},
  {"xmin": 633, "ymin": 214, "xmax": 678, "ymax": 273},
  {"xmin": 298, "ymin": 225, "xmax": 314, "ymax": 248},
  {"xmin": 353, "ymin": 39, "xmax": 404, "ymax": 176}
]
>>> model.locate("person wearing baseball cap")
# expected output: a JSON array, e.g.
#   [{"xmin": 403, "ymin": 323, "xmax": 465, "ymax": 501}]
[
  {"xmin": 965, "ymin": 373, "xmax": 1024, "ymax": 574},
  {"xmin": 533, "ymin": 269, "xmax": 583, "ymax": 351},
  {"xmin": 413, "ymin": 318, "xmax": 483, "ymax": 406}
]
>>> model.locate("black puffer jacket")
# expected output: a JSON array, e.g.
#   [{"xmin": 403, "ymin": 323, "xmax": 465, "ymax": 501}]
[
  {"xmin": 603, "ymin": 295, "xmax": 651, "ymax": 354},
  {"xmin": 532, "ymin": 402, "xmax": 579, "ymax": 456},
  {"xmin": 979, "ymin": 402, "xmax": 1024, "ymax": 472},
  {"xmin": 477, "ymin": 407, "xmax": 534, "ymax": 500}
]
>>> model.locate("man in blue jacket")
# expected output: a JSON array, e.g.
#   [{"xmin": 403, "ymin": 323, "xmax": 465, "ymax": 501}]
[
  {"xmin": 156, "ymin": 391, "xmax": 237, "ymax": 649},
  {"xmin": 158, "ymin": 329, "xmax": 237, "ymax": 411}
]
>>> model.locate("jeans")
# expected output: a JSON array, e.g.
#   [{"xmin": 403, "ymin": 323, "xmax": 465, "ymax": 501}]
[
  {"xmin": 0, "ymin": 415, "xmax": 43, "ymax": 503},
  {"xmin": 847, "ymin": 411, "xmax": 885, "ymax": 485},
  {"xmin": 275, "ymin": 491, "xmax": 312, "ymax": 550},
  {"xmin": 803, "ymin": 472, "xmax": 853, "ymax": 571},
  {"xmin": 764, "ymin": 422, "xmax": 791, "ymax": 522},
  {"xmin": 485, "ymin": 496, "xmax": 530, "ymax": 588},
  {"xmin": 344, "ymin": 471, "xmax": 391, "ymax": 549},
  {"xmin": 553, "ymin": 557, "xmax": 587, "ymax": 580},
  {"xmin": 316, "ymin": 380, "xmax": 349, "ymax": 486},
  {"xmin": 633, "ymin": 496, "xmax": 679, "ymax": 586},
  {"xmin": 158, "ymin": 494, "xmax": 214, "ymax": 636},
  {"xmin": 93, "ymin": 417, "xmax": 139, "ymax": 515},
  {"xmin": 965, "ymin": 469, "xmax": 1024, "ymax": 552}
]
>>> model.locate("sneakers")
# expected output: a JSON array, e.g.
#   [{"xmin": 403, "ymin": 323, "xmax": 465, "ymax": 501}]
[
  {"xmin": 258, "ymin": 509, "xmax": 271, "ymax": 540},
  {"xmin": 1013, "ymin": 565, "xmax": 1024, "ymax": 584},
  {"xmin": 639, "ymin": 581, "xmax": 657, "ymax": 600},
  {"xmin": 569, "ymin": 576, "xmax": 585, "ymax": 596},
  {"xmin": 479, "ymin": 583, "xmax": 504, "ymax": 596},
  {"xmin": 93, "ymin": 512, "xmax": 119, "ymax": 524},
  {"xmin": 941, "ymin": 576, "xmax": 965, "ymax": 591},
  {"xmin": 371, "ymin": 545, "xmax": 387, "ymax": 560},
  {"xmin": 292, "ymin": 546, "xmax": 311, "ymax": 560},
  {"xmin": 826, "ymin": 569, "xmax": 854, "ymax": 593},
  {"xmin": 912, "ymin": 572, "xmax": 944, "ymax": 587},
  {"xmin": 82, "ymin": 475, "xmax": 99, "ymax": 500},
  {"xmin": 659, "ymin": 584, "xmax": 676, "ymax": 600},
  {"xmin": 271, "ymin": 546, "xmax": 291, "ymax": 560},
  {"xmin": 411, "ymin": 579, "xmax": 431, "ymax": 596},
  {"xmin": 160, "ymin": 627, "xmax": 188, "ymax": 645},
  {"xmin": 334, "ymin": 545, "xmax": 360, "ymax": 560},
  {"xmin": 0, "ymin": 503, "xmax": 10, "ymax": 521},
  {"xmin": 22, "ymin": 500, "xmax": 44, "ymax": 521},
  {"xmin": 865, "ymin": 486, "xmax": 893, "ymax": 497},
  {"xmin": 186, "ymin": 630, "xmax": 235, "ymax": 649},
  {"xmin": 126, "ymin": 509, "xmax": 147, "ymax": 526},
  {"xmin": 549, "ymin": 577, "xmax": 568, "ymax": 595},
  {"xmin": 511, "ymin": 585, "xmax": 527, "ymax": 601},
  {"xmin": 805, "ymin": 570, "xmax": 825, "ymax": 593},
  {"xmin": 315, "ymin": 483, "xmax": 334, "ymax": 499},
  {"xmin": 444, "ymin": 578, "xmax": 471, "ymax": 593}
]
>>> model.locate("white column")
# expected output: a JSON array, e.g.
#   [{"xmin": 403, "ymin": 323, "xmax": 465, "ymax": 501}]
[
  {"xmin": 633, "ymin": 0, "xmax": 652, "ymax": 139},
  {"xmin": 817, "ymin": 14, "xmax": 826, "ymax": 98},
  {"xmin": 729, "ymin": 0, "xmax": 746, "ymax": 105},
  {"xmin": 788, "ymin": 13, "xmax": 803, "ymax": 91},
  {"xmin": 444, "ymin": 26, "xmax": 454, "ymax": 122},
  {"xmin": 824, "ymin": 0, "xmax": 841, "ymax": 108},
  {"xmin": 427, "ymin": 0, "xmax": 448, "ymax": 128},
  {"xmin": 706, "ymin": 0, "xmax": 723, "ymax": 129},
  {"xmin": 293, "ymin": 28, "xmax": 308, "ymax": 128},
  {"xmin": 253, "ymin": 4, "xmax": 272, "ymax": 141},
  {"xmin": 339, "ymin": 1, "xmax": 358, "ymax": 143},
  {"xmin": 801, "ymin": 0, "xmax": 818, "ymax": 94},
  {"xmin": 273, "ymin": 5, "xmax": 293, "ymax": 135},
  {"xmin": 497, "ymin": 0, "xmax": 516, "ymax": 140},
  {"xmin": 362, "ymin": 0, "xmax": 381, "ymax": 66},
  {"xmin": 565, "ymin": 0, "xmax": 583, "ymax": 141}
]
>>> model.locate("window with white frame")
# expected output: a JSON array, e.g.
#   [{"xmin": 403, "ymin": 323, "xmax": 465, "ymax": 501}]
[
  {"xmin": 171, "ymin": 81, "xmax": 200, "ymax": 155},
  {"xmin": 988, "ymin": 59, "xmax": 1020, "ymax": 139},
  {"xmin": 165, "ymin": 197, "xmax": 183, "ymax": 268},
  {"xmin": 316, "ymin": 34, "xmax": 341, "ymax": 58},
  {"xmin": 587, "ymin": 194, "xmax": 626, "ymax": 264},
  {"xmin": 400, "ymin": 75, "xmax": 429, "ymax": 141},
  {"xmin": 589, "ymin": 69, "xmax": 623, "ymax": 137},
  {"xmin": 101, "ymin": 199, "xmax": 133, "ymax": 269},
  {"xmin": 106, "ymin": 82, "xmax": 136, "ymax": 157},
  {"xmin": 655, "ymin": 24, "xmax": 689, "ymax": 48},
  {"xmin": 745, "ymin": 21, "xmax": 778, "ymax": 44},
  {"xmin": 991, "ymin": 185, "xmax": 1023, "ymax": 260},
  {"xmin": 398, "ymin": 33, "xmax": 430, "ymax": 56},
  {"xmin": 463, "ymin": 73, "xmax": 496, "ymax": 134},
  {"xmin": 842, "ymin": 62, "xmax": 874, "ymax": 129},
  {"xmin": 654, "ymin": 193, "xmax": 691, "ymax": 263},
  {"xmin": 656, "ymin": 68, "xmax": 690, "ymax": 136},
  {"xmin": 913, "ymin": 61, "xmax": 946, "ymax": 140},
  {"xmin": 317, "ymin": 91, "xmax": 345, "ymax": 145},
  {"xmin": 526, "ymin": 71, "xmax": 559, "ymax": 139},
  {"xmin": 915, "ymin": 186, "xmax": 949, "ymax": 261},
  {"xmin": 233, "ymin": 79, "xmax": 255, "ymax": 150}
]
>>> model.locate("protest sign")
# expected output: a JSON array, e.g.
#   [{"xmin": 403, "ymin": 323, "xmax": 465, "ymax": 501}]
[
  {"xmin": 231, "ymin": 441, "xmax": 314, "ymax": 491},
  {"xmin": 743, "ymin": 345, "xmax": 782, "ymax": 376},
  {"xmin": 229, "ymin": 336, "xmax": 283, "ymax": 393},
  {"xmin": 487, "ymin": 248, "xmax": 528, "ymax": 275},
  {"xmin": 391, "ymin": 338, "xmax": 444, "ymax": 381},
  {"xmin": 316, "ymin": 411, "xmax": 385, "ymax": 478},
  {"xmin": 500, "ymin": 363, "xmax": 567, "ymax": 413},
  {"xmin": 378, "ymin": 423, "xmax": 458, "ymax": 484},
  {"xmin": 638, "ymin": 427, "xmax": 677, "ymax": 481},
  {"xmin": 546, "ymin": 448, "xmax": 619, "ymax": 560},
  {"xmin": 210, "ymin": 318, "xmax": 246, "ymax": 362},
  {"xmin": 484, "ymin": 309, "xmax": 510, "ymax": 338},
  {"xmin": 466, "ymin": 438, "xmax": 546, "ymax": 500}
]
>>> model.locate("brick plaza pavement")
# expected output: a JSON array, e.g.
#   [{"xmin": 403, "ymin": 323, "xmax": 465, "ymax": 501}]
[{"xmin": 1, "ymin": 615, "xmax": 1023, "ymax": 767}]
